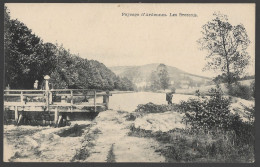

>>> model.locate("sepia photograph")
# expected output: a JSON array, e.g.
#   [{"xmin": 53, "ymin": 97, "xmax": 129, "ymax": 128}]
[{"xmin": 3, "ymin": 3, "xmax": 255, "ymax": 163}]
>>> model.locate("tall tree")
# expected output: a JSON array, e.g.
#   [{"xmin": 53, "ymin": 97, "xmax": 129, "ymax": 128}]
[
  {"xmin": 198, "ymin": 12, "xmax": 250, "ymax": 85},
  {"xmin": 5, "ymin": 18, "xmax": 44, "ymax": 88},
  {"xmin": 149, "ymin": 71, "xmax": 161, "ymax": 91},
  {"xmin": 157, "ymin": 64, "xmax": 170, "ymax": 90},
  {"xmin": 148, "ymin": 64, "xmax": 170, "ymax": 91},
  {"xmin": 4, "ymin": 6, "xmax": 11, "ymax": 88}
]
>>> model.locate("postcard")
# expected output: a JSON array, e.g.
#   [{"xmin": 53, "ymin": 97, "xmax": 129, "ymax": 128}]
[{"xmin": 3, "ymin": 3, "xmax": 255, "ymax": 163}]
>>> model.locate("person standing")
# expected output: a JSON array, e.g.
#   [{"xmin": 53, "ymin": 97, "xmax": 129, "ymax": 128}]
[
  {"xmin": 33, "ymin": 80, "xmax": 39, "ymax": 90},
  {"xmin": 166, "ymin": 92, "xmax": 173, "ymax": 104},
  {"xmin": 166, "ymin": 88, "xmax": 175, "ymax": 104}
]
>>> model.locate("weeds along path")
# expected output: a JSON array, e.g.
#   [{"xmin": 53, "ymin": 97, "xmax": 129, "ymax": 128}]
[{"xmin": 81, "ymin": 110, "xmax": 165, "ymax": 162}]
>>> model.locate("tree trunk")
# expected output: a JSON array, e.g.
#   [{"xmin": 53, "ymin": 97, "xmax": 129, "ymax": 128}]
[
  {"xmin": 226, "ymin": 61, "xmax": 231, "ymax": 85},
  {"xmin": 222, "ymin": 33, "xmax": 231, "ymax": 85}
]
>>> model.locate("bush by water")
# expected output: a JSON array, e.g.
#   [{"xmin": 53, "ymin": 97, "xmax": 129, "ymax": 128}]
[{"xmin": 129, "ymin": 87, "xmax": 255, "ymax": 162}]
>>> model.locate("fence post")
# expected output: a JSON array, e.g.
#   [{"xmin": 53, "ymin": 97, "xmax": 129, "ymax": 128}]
[
  {"xmin": 20, "ymin": 91, "xmax": 24, "ymax": 104},
  {"xmin": 45, "ymin": 90, "xmax": 49, "ymax": 112},
  {"xmin": 94, "ymin": 90, "xmax": 96, "ymax": 112},
  {"xmin": 103, "ymin": 91, "xmax": 110, "ymax": 110},
  {"xmin": 54, "ymin": 107, "xmax": 59, "ymax": 125},
  {"xmin": 70, "ymin": 90, "xmax": 73, "ymax": 112},
  {"xmin": 44, "ymin": 75, "xmax": 50, "ymax": 91},
  {"xmin": 17, "ymin": 114, "xmax": 23, "ymax": 125},
  {"xmin": 57, "ymin": 115, "xmax": 63, "ymax": 127},
  {"xmin": 14, "ymin": 106, "xmax": 18, "ymax": 122},
  {"xmin": 49, "ymin": 91, "xmax": 52, "ymax": 104},
  {"xmin": 44, "ymin": 75, "xmax": 50, "ymax": 112},
  {"xmin": 6, "ymin": 85, "xmax": 10, "ymax": 95}
]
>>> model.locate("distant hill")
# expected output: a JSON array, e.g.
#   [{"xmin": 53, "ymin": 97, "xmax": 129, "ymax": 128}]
[{"xmin": 109, "ymin": 63, "xmax": 212, "ymax": 89}]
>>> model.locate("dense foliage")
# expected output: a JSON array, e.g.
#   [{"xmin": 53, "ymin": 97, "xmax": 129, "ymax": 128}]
[
  {"xmin": 227, "ymin": 82, "xmax": 255, "ymax": 100},
  {"xmin": 213, "ymin": 73, "xmax": 237, "ymax": 84},
  {"xmin": 178, "ymin": 88, "xmax": 233, "ymax": 130},
  {"xmin": 4, "ymin": 6, "xmax": 134, "ymax": 91}
]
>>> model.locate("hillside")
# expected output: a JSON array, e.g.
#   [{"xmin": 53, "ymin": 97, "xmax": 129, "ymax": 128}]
[
  {"xmin": 109, "ymin": 63, "xmax": 212, "ymax": 89},
  {"xmin": 4, "ymin": 6, "xmax": 134, "ymax": 91}
]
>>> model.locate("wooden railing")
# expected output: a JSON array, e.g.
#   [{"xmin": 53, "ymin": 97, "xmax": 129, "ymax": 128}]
[
  {"xmin": 4, "ymin": 89, "xmax": 111, "ymax": 112},
  {"xmin": 4, "ymin": 89, "xmax": 112, "ymax": 125}
]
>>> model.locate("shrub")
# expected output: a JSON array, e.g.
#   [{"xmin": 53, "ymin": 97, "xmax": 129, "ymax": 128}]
[
  {"xmin": 134, "ymin": 102, "xmax": 177, "ymax": 113},
  {"xmin": 178, "ymin": 87, "xmax": 255, "ymax": 145},
  {"xmin": 195, "ymin": 90, "xmax": 201, "ymax": 97},
  {"xmin": 135, "ymin": 102, "xmax": 167, "ymax": 113},
  {"xmin": 227, "ymin": 82, "xmax": 253, "ymax": 100},
  {"xmin": 178, "ymin": 88, "xmax": 233, "ymax": 131},
  {"xmin": 125, "ymin": 113, "xmax": 137, "ymax": 121}
]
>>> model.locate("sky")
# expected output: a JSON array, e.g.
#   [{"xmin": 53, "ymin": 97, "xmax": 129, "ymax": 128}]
[{"xmin": 6, "ymin": 3, "xmax": 255, "ymax": 77}]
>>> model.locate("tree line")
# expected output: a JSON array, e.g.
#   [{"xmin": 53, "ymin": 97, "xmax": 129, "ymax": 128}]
[{"xmin": 4, "ymin": 6, "xmax": 135, "ymax": 91}]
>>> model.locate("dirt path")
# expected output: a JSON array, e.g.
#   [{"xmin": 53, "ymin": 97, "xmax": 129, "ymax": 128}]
[
  {"xmin": 82, "ymin": 110, "xmax": 165, "ymax": 162},
  {"xmin": 4, "ymin": 110, "xmax": 165, "ymax": 162}
]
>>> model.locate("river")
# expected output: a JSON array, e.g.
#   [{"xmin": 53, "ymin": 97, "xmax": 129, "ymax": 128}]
[{"xmin": 109, "ymin": 92, "xmax": 194, "ymax": 112}]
